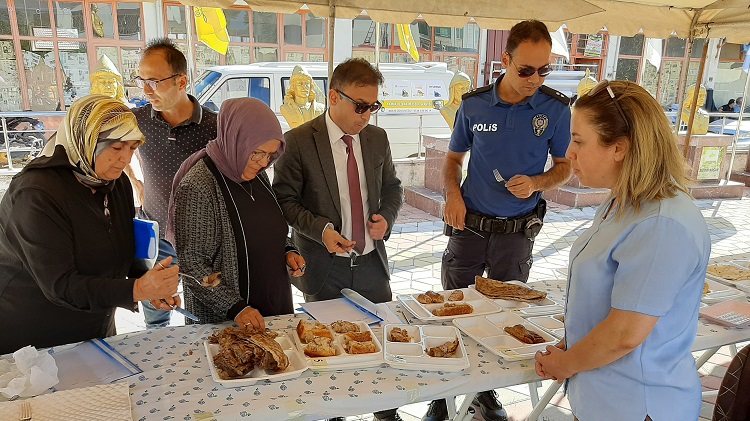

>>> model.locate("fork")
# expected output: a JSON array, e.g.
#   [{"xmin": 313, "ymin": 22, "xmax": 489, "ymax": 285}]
[
  {"xmin": 716, "ymin": 311, "xmax": 750, "ymax": 325},
  {"xmin": 19, "ymin": 401, "xmax": 31, "ymax": 421}
]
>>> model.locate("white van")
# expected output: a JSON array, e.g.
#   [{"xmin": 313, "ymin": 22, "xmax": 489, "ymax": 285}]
[{"xmin": 193, "ymin": 61, "xmax": 455, "ymax": 158}]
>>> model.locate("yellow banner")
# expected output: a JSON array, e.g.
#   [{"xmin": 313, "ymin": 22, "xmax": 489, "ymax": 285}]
[
  {"xmin": 396, "ymin": 24, "xmax": 419, "ymax": 62},
  {"xmin": 194, "ymin": 7, "xmax": 229, "ymax": 55}
]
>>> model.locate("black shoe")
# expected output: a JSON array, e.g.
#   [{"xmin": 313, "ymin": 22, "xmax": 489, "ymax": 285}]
[
  {"xmin": 471, "ymin": 390, "xmax": 508, "ymax": 421},
  {"xmin": 373, "ymin": 414, "xmax": 403, "ymax": 421},
  {"xmin": 422, "ymin": 399, "xmax": 449, "ymax": 421},
  {"xmin": 326, "ymin": 418, "xmax": 345, "ymax": 421}
]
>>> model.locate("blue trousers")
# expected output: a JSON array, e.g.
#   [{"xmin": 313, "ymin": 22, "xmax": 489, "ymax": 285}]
[{"xmin": 142, "ymin": 239, "xmax": 178, "ymax": 329}]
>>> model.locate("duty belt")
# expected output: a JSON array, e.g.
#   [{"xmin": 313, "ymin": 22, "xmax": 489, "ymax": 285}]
[{"xmin": 464, "ymin": 211, "xmax": 537, "ymax": 234}]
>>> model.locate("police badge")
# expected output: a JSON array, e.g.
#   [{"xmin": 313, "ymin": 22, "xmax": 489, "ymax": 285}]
[{"xmin": 532, "ymin": 114, "xmax": 549, "ymax": 137}]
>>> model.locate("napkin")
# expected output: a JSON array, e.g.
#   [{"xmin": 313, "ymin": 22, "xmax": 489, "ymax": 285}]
[
  {"xmin": 0, "ymin": 382, "xmax": 131, "ymax": 421},
  {"xmin": 0, "ymin": 346, "xmax": 58, "ymax": 400}
]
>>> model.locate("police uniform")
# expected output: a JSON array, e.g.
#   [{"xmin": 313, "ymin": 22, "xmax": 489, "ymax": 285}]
[{"xmin": 442, "ymin": 75, "xmax": 571, "ymax": 289}]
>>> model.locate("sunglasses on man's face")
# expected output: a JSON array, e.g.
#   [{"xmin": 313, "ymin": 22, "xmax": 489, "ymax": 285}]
[
  {"xmin": 336, "ymin": 89, "xmax": 382, "ymax": 114},
  {"xmin": 508, "ymin": 54, "xmax": 553, "ymax": 78}
]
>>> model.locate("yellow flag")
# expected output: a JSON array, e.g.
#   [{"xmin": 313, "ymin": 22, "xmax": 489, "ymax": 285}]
[
  {"xmin": 194, "ymin": 7, "xmax": 229, "ymax": 55},
  {"xmin": 396, "ymin": 24, "xmax": 419, "ymax": 62}
]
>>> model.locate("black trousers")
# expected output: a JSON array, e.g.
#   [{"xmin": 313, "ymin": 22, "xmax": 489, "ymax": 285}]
[
  {"xmin": 302, "ymin": 251, "xmax": 393, "ymax": 304},
  {"xmin": 441, "ymin": 227, "xmax": 535, "ymax": 290}
]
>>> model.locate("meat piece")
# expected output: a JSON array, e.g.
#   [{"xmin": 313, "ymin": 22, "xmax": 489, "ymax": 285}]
[
  {"xmin": 417, "ymin": 290, "xmax": 445, "ymax": 304},
  {"xmin": 504, "ymin": 324, "xmax": 546, "ymax": 344},
  {"xmin": 426, "ymin": 338, "xmax": 459, "ymax": 357},
  {"xmin": 389, "ymin": 327, "xmax": 412, "ymax": 343},
  {"xmin": 343, "ymin": 331, "xmax": 373, "ymax": 343},
  {"xmin": 447, "ymin": 290, "xmax": 464, "ymax": 301},
  {"xmin": 304, "ymin": 336, "xmax": 337, "ymax": 357},
  {"xmin": 248, "ymin": 332, "xmax": 290, "ymax": 372},
  {"xmin": 345, "ymin": 340, "xmax": 377, "ymax": 354},
  {"xmin": 431, "ymin": 302, "xmax": 473, "ymax": 317},
  {"xmin": 475, "ymin": 276, "xmax": 547, "ymax": 302},
  {"xmin": 330, "ymin": 320, "xmax": 361, "ymax": 334},
  {"xmin": 297, "ymin": 319, "xmax": 333, "ymax": 343},
  {"xmin": 209, "ymin": 327, "xmax": 289, "ymax": 380}
]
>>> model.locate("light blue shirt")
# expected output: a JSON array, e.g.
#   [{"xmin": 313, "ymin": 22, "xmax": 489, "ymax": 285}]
[{"xmin": 565, "ymin": 191, "xmax": 710, "ymax": 421}]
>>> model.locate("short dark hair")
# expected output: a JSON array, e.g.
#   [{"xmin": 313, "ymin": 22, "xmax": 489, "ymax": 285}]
[
  {"xmin": 728, "ymin": 99, "xmax": 736, "ymax": 105},
  {"xmin": 330, "ymin": 58, "xmax": 384, "ymax": 91},
  {"xmin": 143, "ymin": 38, "xmax": 188, "ymax": 75},
  {"xmin": 505, "ymin": 20, "xmax": 553, "ymax": 54}
]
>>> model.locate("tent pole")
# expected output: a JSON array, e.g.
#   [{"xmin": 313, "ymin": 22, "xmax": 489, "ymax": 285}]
[
  {"xmin": 328, "ymin": 0, "xmax": 335, "ymax": 79},
  {"xmin": 185, "ymin": 5, "xmax": 196, "ymax": 95},
  {"xmin": 726, "ymin": 69, "xmax": 750, "ymax": 180},
  {"xmin": 682, "ymin": 38, "xmax": 709, "ymax": 158}
]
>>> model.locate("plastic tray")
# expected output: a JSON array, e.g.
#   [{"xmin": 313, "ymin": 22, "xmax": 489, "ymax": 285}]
[
  {"xmin": 469, "ymin": 282, "xmax": 563, "ymax": 316},
  {"xmin": 706, "ymin": 263, "xmax": 750, "ymax": 292},
  {"xmin": 397, "ymin": 288, "xmax": 502, "ymax": 321},
  {"xmin": 699, "ymin": 300, "xmax": 750, "ymax": 328},
  {"xmin": 702, "ymin": 278, "xmax": 746, "ymax": 304},
  {"xmin": 526, "ymin": 315, "xmax": 565, "ymax": 339},
  {"xmin": 293, "ymin": 321, "xmax": 384, "ymax": 371},
  {"xmin": 205, "ymin": 331, "xmax": 308, "ymax": 387},
  {"xmin": 453, "ymin": 312, "xmax": 557, "ymax": 361},
  {"xmin": 382, "ymin": 324, "xmax": 470, "ymax": 372}
]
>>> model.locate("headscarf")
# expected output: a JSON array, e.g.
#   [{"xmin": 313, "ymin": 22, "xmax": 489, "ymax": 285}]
[
  {"xmin": 37, "ymin": 94, "xmax": 144, "ymax": 188},
  {"xmin": 166, "ymin": 97, "xmax": 285, "ymax": 243}
]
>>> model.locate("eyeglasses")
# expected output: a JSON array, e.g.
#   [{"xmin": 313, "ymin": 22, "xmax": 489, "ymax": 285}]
[
  {"xmin": 336, "ymin": 90, "xmax": 382, "ymax": 114},
  {"xmin": 507, "ymin": 54, "xmax": 553, "ymax": 78},
  {"xmin": 587, "ymin": 80, "xmax": 630, "ymax": 131},
  {"xmin": 134, "ymin": 74, "xmax": 180, "ymax": 91},
  {"xmin": 250, "ymin": 150, "xmax": 279, "ymax": 163}
]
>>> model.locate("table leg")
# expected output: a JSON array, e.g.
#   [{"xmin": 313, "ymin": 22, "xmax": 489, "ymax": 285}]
[
  {"xmin": 527, "ymin": 381, "xmax": 562, "ymax": 421},
  {"xmin": 695, "ymin": 346, "xmax": 719, "ymax": 370},
  {"xmin": 447, "ymin": 393, "xmax": 476, "ymax": 421},
  {"xmin": 528, "ymin": 381, "xmax": 541, "ymax": 406}
]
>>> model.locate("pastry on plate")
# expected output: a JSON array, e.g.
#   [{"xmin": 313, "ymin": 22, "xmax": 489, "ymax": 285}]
[{"xmin": 475, "ymin": 275, "xmax": 547, "ymax": 302}]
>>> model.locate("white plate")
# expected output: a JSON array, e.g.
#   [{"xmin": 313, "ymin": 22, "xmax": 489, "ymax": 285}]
[
  {"xmin": 526, "ymin": 316, "xmax": 565, "ymax": 339},
  {"xmin": 293, "ymin": 321, "xmax": 384, "ymax": 371},
  {"xmin": 382, "ymin": 324, "xmax": 470, "ymax": 372},
  {"xmin": 706, "ymin": 263, "xmax": 750, "ymax": 293},
  {"xmin": 453, "ymin": 312, "xmax": 556, "ymax": 361},
  {"xmin": 702, "ymin": 278, "xmax": 746, "ymax": 303},
  {"xmin": 205, "ymin": 331, "xmax": 309, "ymax": 387},
  {"xmin": 397, "ymin": 288, "xmax": 503, "ymax": 321}
]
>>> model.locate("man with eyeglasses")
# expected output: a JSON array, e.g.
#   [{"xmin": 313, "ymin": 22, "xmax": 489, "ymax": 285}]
[
  {"xmin": 131, "ymin": 38, "xmax": 217, "ymax": 329},
  {"xmin": 428, "ymin": 20, "xmax": 573, "ymax": 421},
  {"xmin": 273, "ymin": 58, "xmax": 403, "ymax": 421}
]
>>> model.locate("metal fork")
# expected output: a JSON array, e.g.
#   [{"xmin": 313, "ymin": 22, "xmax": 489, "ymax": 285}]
[
  {"xmin": 19, "ymin": 401, "xmax": 31, "ymax": 421},
  {"xmin": 716, "ymin": 311, "xmax": 750, "ymax": 325}
]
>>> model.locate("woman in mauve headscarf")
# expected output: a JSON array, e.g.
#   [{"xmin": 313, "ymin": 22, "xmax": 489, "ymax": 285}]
[
  {"xmin": 168, "ymin": 98, "xmax": 304, "ymax": 330},
  {"xmin": 0, "ymin": 95, "xmax": 180, "ymax": 354}
]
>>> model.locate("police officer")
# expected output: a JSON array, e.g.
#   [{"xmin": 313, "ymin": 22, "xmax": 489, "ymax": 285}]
[{"xmin": 424, "ymin": 20, "xmax": 572, "ymax": 421}]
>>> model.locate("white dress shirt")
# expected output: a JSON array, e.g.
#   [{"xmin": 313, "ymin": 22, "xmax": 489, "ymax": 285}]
[{"xmin": 324, "ymin": 111, "xmax": 375, "ymax": 256}]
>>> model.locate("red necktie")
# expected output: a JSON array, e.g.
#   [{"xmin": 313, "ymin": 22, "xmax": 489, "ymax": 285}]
[{"xmin": 342, "ymin": 135, "xmax": 365, "ymax": 254}]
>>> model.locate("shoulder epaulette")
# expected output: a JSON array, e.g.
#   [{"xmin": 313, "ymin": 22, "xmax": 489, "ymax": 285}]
[
  {"xmin": 539, "ymin": 85, "xmax": 571, "ymax": 106},
  {"xmin": 461, "ymin": 84, "xmax": 493, "ymax": 101}
]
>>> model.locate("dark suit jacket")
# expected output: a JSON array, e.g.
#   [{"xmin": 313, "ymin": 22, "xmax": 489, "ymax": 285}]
[{"xmin": 272, "ymin": 113, "xmax": 403, "ymax": 296}]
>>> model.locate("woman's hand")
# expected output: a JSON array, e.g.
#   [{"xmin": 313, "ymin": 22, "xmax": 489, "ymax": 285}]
[
  {"xmin": 236, "ymin": 306, "xmax": 265, "ymax": 331},
  {"xmin": 132, "ymin": 256, "xmax": 180, "ymax": 302},
  {"xmin": 286, "ymin": 252, "xmax": 306, "ymax": 277},
  {"xmin": 535, "ymin": 345, "xmax": 572, "ymax": 383}
]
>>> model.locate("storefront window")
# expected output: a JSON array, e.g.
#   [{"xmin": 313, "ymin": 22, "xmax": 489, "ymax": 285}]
[
  {"xmin": 415, "ymin": 21, "xmax": 431, "ymax": 50},
  {"xmin": 0, "ymin": 40, "xmax": 22, "ymax": 111},
  {"xmin": 17, "ymin": 0, "xmax": 53, "ymax": 37},
  {"xmin": 253, "ymin": 12, "xmax": 277, "ymax": 44},
  {"xmin": 121, "ymin": 47, "xmax": 140, "ymax": 85},
  {"xmin": 117, "ymin": 3, "xmax": 142, "ymax": 41},
  {"xmin": 434, "ymin": 24, "xmax": 478, "ymax": 53},
  {"xmin": 195, "ymin": 44, "xmax": 220, "ymax": 77},
  {"xmin": 615, "ymin": 57, "xmax": 640, "ymax": 82},
  {"xmin": 91, "ymin": 3, "xmax": 114, "ymax": 38},
  {"xmin": 285, "ymin": 51, "xmax": 303, "ymax": 61},
  {"xmin": 225, "ymin": 10, "xmax": 250, "ymax": 43},
  {"xmin": 665, "ymin": 37, "xmax": 686, "ymax": 58},
  {"xmin": 0, "ymin": 0, "xmax": 10, "ymax": 35},
  {"xmin": 352, "ymin": 18, "xmax": 375, "ymax": 47},
  {"xmin": 166, "ymin": 5, "xmax": 186, "ymax": 40},
  {"xmin": 226, "ymin": 45, "xmax": 250, "ymax": 65},
  {"xmin": 284, "ymin": 14, "xmax": 302, "ymax": 45},
  {"xmin": 305, "ymin": 14, "xmax": 325, "ymax": 48},
  {"xmin": 54, "ymin": 2, "xmax": 85, "ymax": 36},
  {"xmin": 691, "ymin": 38, "xmax": 706, "ymax": 58},
  {"xmin": 641, "ymin": 61, "xmax": 659, "ymax": 98},
  {"xmin": 308, "ymin": 52, "xmax": 324, "ymax": 62},
  {"xmin": 618, "ymin": 34, "xmax": 644, "ymax": 56},
  {"xmin": 254, "ymin": 46, "xmax": 277, "ymax": 62},
  {"xmin": 658, "ymin": 60, "xmax": 683, "ymax": 108},
  {"xmin": 59, "ymin": 42, "xmax": 89, "ymax": 106},
  {"xmin": 21, "ymin": 40, "xmax": 59, "ymax": 111}
]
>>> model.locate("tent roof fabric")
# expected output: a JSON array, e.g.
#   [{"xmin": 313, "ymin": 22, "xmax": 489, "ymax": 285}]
[{"xmin": 162, "ymin": 0, "xmax": 750, "ymax": 43}]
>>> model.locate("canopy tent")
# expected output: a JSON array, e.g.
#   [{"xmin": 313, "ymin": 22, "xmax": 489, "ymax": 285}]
[{"xmin": 172, "ymin": 0, "xmax": 750, "ymax": 43}]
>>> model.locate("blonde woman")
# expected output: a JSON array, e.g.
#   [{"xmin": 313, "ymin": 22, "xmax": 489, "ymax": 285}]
[{"xmin": 535, "ymin": 81, "xmax": 710, "ymax": 421}]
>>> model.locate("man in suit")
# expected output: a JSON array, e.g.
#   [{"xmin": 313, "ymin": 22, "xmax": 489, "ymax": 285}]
[{"xmin": 273, "ymin": 58, "xmax": 403, "ymax": 421}]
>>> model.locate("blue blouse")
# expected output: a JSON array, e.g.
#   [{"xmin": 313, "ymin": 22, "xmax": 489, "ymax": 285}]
[{"xmin": 565, "ymin": 191, "xmax": 710, "ymax": 421}]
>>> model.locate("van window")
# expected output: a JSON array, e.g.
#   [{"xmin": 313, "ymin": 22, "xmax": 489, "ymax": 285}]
[
  {"xmin": 281, "ymin": 77, "xmax": 328, "ymax": 107},
  {"xmin": 195, "ymin": 70, "xmax": 222, "ymax": 100},
  {"xmin": 204, "ymin": 77, "xmax": 271, "ymax": 112}
]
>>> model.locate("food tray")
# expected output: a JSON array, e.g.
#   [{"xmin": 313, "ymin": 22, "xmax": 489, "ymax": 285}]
[
  {"xmin": 469, "ymin": 282, "xmax": 564, "ymax": 316},
  {"xmin": 699, "ymin": 300, "xmax": 750, "ymax": 328},
  {"xmin": 526, "ymin": 315, "xmax": 565, "ymax": 339},
  {"xmin": 453, "ymin": 312, "xmax": 557, "ymax": 361},
  {"xmin": 293, "ymin": 321, "xmax": 384, "ymax": 371},
  {"xmin": 205, "ymin": 331, "xmax": 308, "ymax": 387},
  {"xmin": 702, "ymin": 278, "xmax": 746, "ymax": 304},
  {"xmin": 397, "ymin": 288, "xmax": 502, "ymax": 321},
  {"xmin": 382, "ymin": 324, "xmax": 470, "ymax": 372},
  {"xmin": 705, "ymin": 263, "xmax": 750, "ymax": 292}
]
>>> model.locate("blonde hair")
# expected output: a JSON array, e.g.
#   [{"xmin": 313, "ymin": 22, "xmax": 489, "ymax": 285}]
[{"xmin": 573, "ymin": 80, "xmax": 690, "ymax": 217}]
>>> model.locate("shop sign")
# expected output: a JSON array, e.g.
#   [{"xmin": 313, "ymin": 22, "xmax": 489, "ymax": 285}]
[
  {"xmin": 697, "ymin": 146, "xmax": 725, "ymax": 180},
  {"xmin": 584, "ymin": 34, "xmax": 604, "ymax": 58}
]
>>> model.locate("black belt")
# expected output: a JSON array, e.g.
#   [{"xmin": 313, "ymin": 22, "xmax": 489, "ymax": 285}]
[{"xmin": 464, "ymin": 210, "xmax": 538, "ymax": 234}]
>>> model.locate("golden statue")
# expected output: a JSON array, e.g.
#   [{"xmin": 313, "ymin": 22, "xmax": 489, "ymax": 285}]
[
  {"xmin": 681, "ymin": 84, "xmax": 709, "ymax": 135},
  {"xmin": 91, "ymin": 4, "xmax": 105, "ymax": 38},
  {"xmin": 440, "ymin": 72, "xmax": 472, "ymax": 130},
  {"xmin": 577, "ymin": 68, "xmax": 598, "ymax": 98},
  {"xmin": 280, "ymin": 65, "xmax": 324, "ymax": 129},
  {"xmin": 89, "ymin": 55, "xmax": 127, "ymax": 104}
]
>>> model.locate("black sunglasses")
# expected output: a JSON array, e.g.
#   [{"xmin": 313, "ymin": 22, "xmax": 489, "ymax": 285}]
[
  {"xmin": 508, "ymin": 54, "xmax": 553, "ymax": 78},
  {"xmin": 336, "ymin": 90, "xmax": 382, "ymax": 114},
  {"xmin": 588, "ymin": 80, "xmax": 630, "ymax": 131}
]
